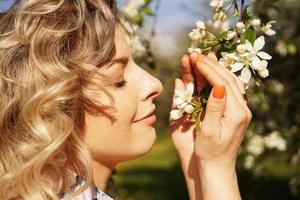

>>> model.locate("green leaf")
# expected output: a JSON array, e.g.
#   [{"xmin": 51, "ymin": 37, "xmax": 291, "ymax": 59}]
[
  {"xmin": 241, "ymin": 6, "xmax": 252, "ymax": 21},
  {"xmin": 133, "ymin": 14, "xmax": 143, "ymax": 26},
  {"xmin": 141, "ymin": 6, "xmax": 154, "ymax": 16},
  {"xmin": 233, "ymin": 2, "xmax": 239, "ymax": 17},
  {"xmin": 216, "ymin": 31, "xmax": 228, "ymax": 41},
  {"xmin": 241, "ymin": 27, "xmax": 256, "ymax": 44}
]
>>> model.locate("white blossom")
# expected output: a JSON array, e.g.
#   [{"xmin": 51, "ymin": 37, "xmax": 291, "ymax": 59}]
[
  {"xmin": 130, "ymin": 36, "xmax": 147, "ymax": 57},
  {"xmin": 206, "ymin": 20, "xmax": 229, "ymax": 34},
  {"xmin": 275, "ymin": 40, "xmax": 288, "ymax": 56},
  {"xmin": 196, "ymin": 20, "xmax": 206, "ymax": 30},
  {"xmin": 244, "ymin": 155, "xmax": 255, "ymax": 169},
  {"xmin": 170, "ymin": 83, "xmax": 195, "ymax": 120},
  {"xmin": 264, "ymin": 131, "xmax": 287, "ymax": 151},
  {"xmin": 189, "ymin": 28, "xmax": 206, "ymax": 41},
  {"xmin": 251, "ymin": 19, "xmax": 261, "ymax": 27},
  {"xmin": 188, "ymin": 47, "xmax": 202, "ymax": 54},
  {"xmin": 219, "ymin": 52, "xmax": 240, "ymax": 67},
  {"xmin": 247, "ymin": 135, "xmax": 265, "ymax": 156},
  {"xmin": 184, "ymin": 104, "xmax": 195, "ymax": 114},
  {"xmin": 261, "ymin": 21, "xmax": 276, "ymax": 36},
  {"xmin": 257, "ymin": 67, "xmax": 269, "ymax": 78},
  {"xmin": 226, "ymin": 31, "xmax": 237, "ymax": 40},
  {"xmin": 236, "ymin": 22, "xmax": 245, "ymax": 32},
  {"xmin": 170, "ymin": 109, "xmax": 184, "ymax": 121},
  {"xmin": 224, "ymin": 36, "xmax": 272, "ymax": 83},
  {"xmin": 237, "ymin": 44, "xmax": 246, "ymax": 53},
  {"xmin": 122, "ymin": 0, "xmax": 146, "ymax": 18},
  {"xmin": 210, "ymin": 0, "xmax": 225, "ymax": 9}
]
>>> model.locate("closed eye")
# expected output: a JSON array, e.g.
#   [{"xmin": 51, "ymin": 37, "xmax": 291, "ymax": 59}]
[{"xmin": 113, "ymin": 80, "xmax": 127, "ymax": 88}]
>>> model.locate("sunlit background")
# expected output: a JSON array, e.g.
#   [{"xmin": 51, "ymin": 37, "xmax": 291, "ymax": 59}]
[{"xmin": 1, "ymin": 0, "xmax": 299, "ymax": 199}]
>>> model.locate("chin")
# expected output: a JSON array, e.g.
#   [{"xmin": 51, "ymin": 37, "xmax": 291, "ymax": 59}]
[{"xmin": 125, "ymin": 127, "xmax": 157, "ymax": 161}]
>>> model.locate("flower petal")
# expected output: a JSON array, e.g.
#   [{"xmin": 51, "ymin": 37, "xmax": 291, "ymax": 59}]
[
  {"xmin": 265, "ymin": 29, "xmax": 276, "ymax": 36},
  {"xmin": 174, "ymin": 96, "xmax": 184, "ymax": 105},
  {"xmin": 254, "ymin": 36, "xmax": 265, "ymax": 51},
  {"xmin": 186, "ymin": 82, "xmax": 194, "ymax": 96},
  {"xmin": 239, "ymin": 67, "xmax": 252, "ymax": 83},
  {"xmin": 257, "ymin": 51, "xmax": 272, "ymax": 60},
  {"xmin": 174, "ymin": 89, "xmax": 185, "ymax": 97},
  {"xmin": 178, "ymin": 102, "xmax": 188, "ymax": 109},
  {"xmin": 260, "ymin": 60, "xmax": 268, "ymax": 69},
  {"xmin": 258, "ymin": 68, "xmax": 269, "ymax": 78},
  {"xmin": 230, "ymin": 62, "xmax": 244, "ymax": 73},
  {"xmin": 170, "ymin": 109, "xmax": 183, "ymax": 120},
  {"xmin": 251, "ymin": 56, "xmax": 262, "ymax": 70},
  {"xmin": 245, "ymin": 40, "xmax": 253, "ymax": 52},
  {"xmin": 184, "ymin": 104, "xmax": 195, "ymax": 114}
]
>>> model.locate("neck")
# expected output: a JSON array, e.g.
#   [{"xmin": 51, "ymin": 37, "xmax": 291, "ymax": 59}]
[{"xmin": 92, "ymin": 160, "xmax": 115, "ymax": 191}]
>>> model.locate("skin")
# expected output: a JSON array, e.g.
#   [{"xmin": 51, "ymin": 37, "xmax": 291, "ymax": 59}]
[
  {"xmin": 84, "ymin": 25, "xmax": 252, "ymax": 199},
  {"xmin": 170, "ymin": 52, "xmax": 251, "ymax": 200},
  {"xmin": 84, "ymin": 26, "xmax": 163, "ymax": 189}
]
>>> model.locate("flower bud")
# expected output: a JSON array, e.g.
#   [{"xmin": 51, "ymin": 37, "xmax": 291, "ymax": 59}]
[
  {"xmin": 184, "ymin": 104, "xmax": 195, "ymax": 114},
  {"xmin": 237, "ymin": 44, "xmax": 246, "ymax": 53},
  {"xmin": 170, "ymin": 110, "xmax": 183, "ymax": 120},
  {"xmin": 236, "ymin": 22, "xmax": 245, "ymax": 31},
  {"xmin": 196, "ymin": 20, "xmax": 206, "ymax": 30},
  {"xmin": 261, "ymin": 21, "xmax": 276, "ymax": 36},
  {"xmin": 189, "ymin": 29, "xmax": 202, "ymax": 41},
  {"xmin": 226, "ymin": 31, "xmax": 237, "ymax": 40},
  {"xmin": 251, "ymin": 19, "xmax": 261, "ymax": 27},
  {"xmin": 188, "ymin": 47, "xmax": 202, "ymax": 54},
  {"xmin": 258, "ymin": 68, "xmax": 269, "ymax": 78}
]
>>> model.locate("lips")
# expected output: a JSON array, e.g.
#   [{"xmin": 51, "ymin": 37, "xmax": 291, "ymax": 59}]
[{"xmin": 134, "ymin": 107, "xmax": 156, "ymax": 123}]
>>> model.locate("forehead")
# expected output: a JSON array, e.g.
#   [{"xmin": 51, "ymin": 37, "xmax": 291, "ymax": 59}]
[{"xmin": 114, "ymin": 26, "xmax": 131, "ymax": 58}]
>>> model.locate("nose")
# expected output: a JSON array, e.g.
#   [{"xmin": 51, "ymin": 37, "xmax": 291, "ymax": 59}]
[{"xmin": 140, "ymin": 69, "xmax": 163, "ymax": 101}]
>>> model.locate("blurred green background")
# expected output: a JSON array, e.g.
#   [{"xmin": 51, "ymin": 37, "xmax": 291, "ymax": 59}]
[{"xmin": 112, "ymin": 0, "xmax": 300, "ymax": 199}]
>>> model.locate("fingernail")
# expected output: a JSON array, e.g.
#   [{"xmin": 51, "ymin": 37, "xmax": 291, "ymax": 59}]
[
  {"xmin": 213, "ymin": 85, "xmax": 226, "ymax": 99},
  {"xmin": 190, "ymin": 51, "xmax": 199, "ymax": 58}
]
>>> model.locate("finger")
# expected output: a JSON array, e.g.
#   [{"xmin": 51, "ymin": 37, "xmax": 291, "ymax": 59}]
[
  {"xmin": 200, "ymin": 85, "xmax": 226, "ymax": 138},
  {"xmin": 195, "ymin": 60, "xmax": 251, "ymax": 140},
  {"xmin": 199, "ymin": 55, "xmax": 247, "ymax": 106},
  {"xmin": 207, "ymin": 52, "xmax": 218, "ymax": 62},
  {"xmin": 195, "ymin": 60, "xmax": 243, "ymax": 115},
  {"xmin": 189, "ymin": 52, "xmax": 207, "ymax": 93},
  {"xmin": 181, "ymin": 54, "xmax": 194, "ymax": 85},
  {"xmin": 207, "ymin": 53, "xmax": 247, "ymax": 99}
]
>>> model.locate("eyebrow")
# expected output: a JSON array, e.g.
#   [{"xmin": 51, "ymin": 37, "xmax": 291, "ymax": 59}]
[{"xmin": 108, "ymin": 57, "xmax": 129, "ymax": 68}]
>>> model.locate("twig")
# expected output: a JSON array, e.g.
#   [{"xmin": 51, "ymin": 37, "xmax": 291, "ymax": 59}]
[{"xmin": 239, "ymin": 0, "xmax": 245, "ymax": 21}]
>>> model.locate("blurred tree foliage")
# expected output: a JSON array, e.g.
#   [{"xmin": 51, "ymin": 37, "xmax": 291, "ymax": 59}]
[
  {"xmin": 247, "ymin": 0, "xmax": 300, "ymax": 195},
  {"xmin": 151, "ymin": 0, "xmax": 300, "ymax": 198}
]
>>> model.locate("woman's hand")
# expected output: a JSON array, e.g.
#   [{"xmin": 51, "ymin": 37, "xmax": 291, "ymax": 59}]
[
  {"xmin": 194, "ymin": 52, "xmax": 252, "ymax": 200},
  {"xmin": 194, "ymin": 52, "xmax": 252, "ymax": 167},
  {"xmin": 169, "ymin": 52, "xmax": 206, "ymax": 200},
  {"xmin": 169, "ymin": 51, "xmax": 252, "ymax": 200}
]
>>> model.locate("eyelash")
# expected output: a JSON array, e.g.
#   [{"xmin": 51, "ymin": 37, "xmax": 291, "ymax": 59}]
[{"xmin": 113, "ymin": 80, "xmax": 127, "ymax": 88}]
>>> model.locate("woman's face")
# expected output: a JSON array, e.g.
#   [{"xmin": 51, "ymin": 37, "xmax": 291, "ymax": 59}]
[{"xmin": 84, "ymin": 27, "xmax": 163, "ymax": 166}]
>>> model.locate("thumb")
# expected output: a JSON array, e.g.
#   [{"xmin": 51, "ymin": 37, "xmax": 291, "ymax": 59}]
[{"xmin": 201, "ymin": 85, "xmax": 226, "ymax": 136}]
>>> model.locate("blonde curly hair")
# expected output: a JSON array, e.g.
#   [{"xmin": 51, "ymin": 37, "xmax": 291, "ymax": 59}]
[{"xmin": 0, "ymin": 0, "xmax": 117, "ymax": 199}]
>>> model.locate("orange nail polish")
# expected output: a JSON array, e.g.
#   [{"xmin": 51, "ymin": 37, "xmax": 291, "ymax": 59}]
[{"xmin": 213, "ymin": 85, "xmax": 225, "ymax": 99}]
